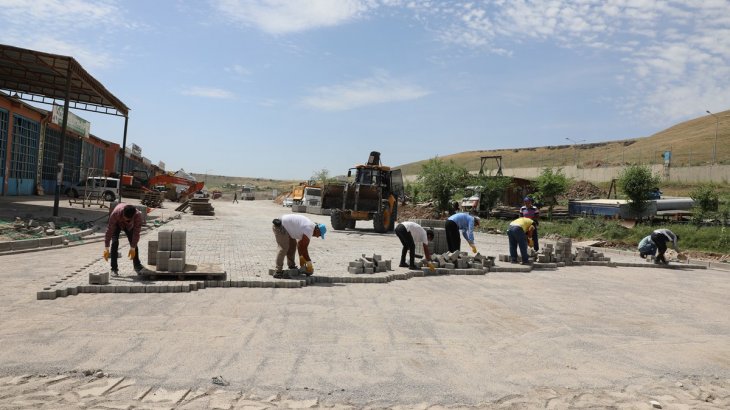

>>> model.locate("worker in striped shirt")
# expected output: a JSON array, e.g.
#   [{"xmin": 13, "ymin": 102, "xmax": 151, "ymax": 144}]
[{"xmin": 519, "ymin": 196, "xmax": 540, "ymax": 251}]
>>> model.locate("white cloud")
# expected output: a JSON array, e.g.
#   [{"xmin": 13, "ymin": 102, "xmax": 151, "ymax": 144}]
[
  {"xmin": 226, "ymin": 64, "xmax": 252, "ymax": 76},
  {"xmin": 301, "ymin": 71, "xmax": 430, "ymax": 111},
  {"xmin": 400, "ymin": 0, "xmax": 730, "ymax": 124},
  {"xmin": 212, "ymin": 0, "xmax": 371, "ymax": 34},
  {"xmin": 181, "ymin": 87, "xmax": 236, "ymax": 99},
  {"xmin": 0, "ymin": 0, "xmax": 126, "ymax": 69}
]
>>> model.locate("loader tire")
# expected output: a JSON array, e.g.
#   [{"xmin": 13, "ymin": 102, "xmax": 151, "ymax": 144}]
[
  {"xmin": 373, "ymin": 212, "xmax": 387, "ymax": 233},
  {"xmin": 331, "ymin": 210, "xmax": 347, "ymax": 230}
]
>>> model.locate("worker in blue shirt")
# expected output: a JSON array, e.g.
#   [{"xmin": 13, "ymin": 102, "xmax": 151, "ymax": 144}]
[{"xmin": 445, "ymin": 212, "xmax": 480, "ymax": 253}]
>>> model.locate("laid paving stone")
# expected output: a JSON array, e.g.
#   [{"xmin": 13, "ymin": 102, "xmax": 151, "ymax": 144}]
[
  {"xmin": 142, "ymin": 387, "xmax": 191, "ymax": 404},
  {"xmin": 74, "ymin": 376, "xmax": 125, "ymax": 398}
]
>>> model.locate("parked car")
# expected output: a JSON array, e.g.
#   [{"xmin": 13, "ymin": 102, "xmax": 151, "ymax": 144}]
[
  {"xmin": 64, "ymin": 177, "xmax": 120, "ymax": 202},
  {"xmin": 282, "ymin": 195, "xmax": 293, "ymax": 207}
]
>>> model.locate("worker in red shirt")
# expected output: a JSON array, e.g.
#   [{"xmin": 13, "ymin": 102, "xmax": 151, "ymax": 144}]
[{"xmin": 104, "ymin": 203, "xmax": 144, "ymax": 275}]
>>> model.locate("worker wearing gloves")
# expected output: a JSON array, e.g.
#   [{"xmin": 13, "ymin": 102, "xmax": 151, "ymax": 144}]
[
  {"xmin": 650, "ymin": 228, "xmax": 680, "ymax": 264},
  {"xmin": 104, "ymin": 203, "xmax": 144, "ymax": 276},
  {"xmin": 395, "ymin": 221, "xmax": 435, "ymax": 271},
  {"xmin": 638, "ymin": 235, "xmax": 657, "ymax": 258},
  {"xmin": 445, "ymin": 212, "xmax": 480, "ymax": 253},
  {"xmin": 272, "ymin": 214, "xmax": 326, "ymax": 278},
  {"xmin": 507, "ymin": 217, "xmax": 538, "ymax": 264},
  {"xmin": 519, "ymin": 196, "xmax": 540, "ymax": 251}
]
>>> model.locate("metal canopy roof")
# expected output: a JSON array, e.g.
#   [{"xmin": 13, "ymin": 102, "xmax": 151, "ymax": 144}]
[{"xmin": 0, "ymin": 43, "xmax": 129, "ymax": 117}]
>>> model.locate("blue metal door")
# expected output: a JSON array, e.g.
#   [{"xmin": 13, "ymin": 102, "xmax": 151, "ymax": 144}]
[
  {"xmin": 0, "ymin": 109, "xmax": 8, "ymax": 195},
  {"xmin": 8, "ymin": 114, "xmax": 39, "ymax": 195}
]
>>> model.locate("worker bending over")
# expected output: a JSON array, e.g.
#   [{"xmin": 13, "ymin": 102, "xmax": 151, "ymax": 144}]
[
  {"xmin": 104, "ymin": 203, "xmax": 144, "ymax": 276},
  {"xmin": 272, "ymin": 214, "xmax": 326, "ymax": 278},
  {"xmin": 445, "ymin": 212, "xmax": 480, "ymax": 253},
  {"xmin": 507, "ymin": 217, "xmax": 538, "ymax": 264},
  {"xmin": 519, "ymin": 196, "xmax": 540, "ymax": 251},
  {"xmin": 395, "ymin": 221, "xmax": 435, "ymax": 271},
  {"xmin": 650, "ymin": 228, "xmax": 680, "ymax": 264}
]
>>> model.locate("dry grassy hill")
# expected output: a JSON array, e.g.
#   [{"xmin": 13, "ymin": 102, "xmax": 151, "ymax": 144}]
[
  {"xmin": 397, "ymin": 109, "xmax": 730, "ymax": 175},
  {"xmin": 189, "ymin": 174, "xmax": 299, "ymax": 192}
]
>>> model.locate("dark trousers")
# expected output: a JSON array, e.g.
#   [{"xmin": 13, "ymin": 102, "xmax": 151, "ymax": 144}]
[
  {"xmin": 111, "ymin": 227, "xmax": 141, "ymax": 270},
  {"xmin": 395, "ymin": 224, "xmax": 416, "ymax": 267},
  {"xmin": 507, "ymin": 225, "xmax": 529, "ymax": 263},
  {"xmin": 445, "ymin": 220, "xmax": 460, "ymax": 252},
  {"xmin": 650, "ymin": 232, "xmax": 668, "ymax": 263}
]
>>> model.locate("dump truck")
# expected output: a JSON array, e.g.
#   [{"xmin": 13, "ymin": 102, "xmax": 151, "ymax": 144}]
[{"xmin": 321, "ymin": 151, "xmax": 403, "ymax": 233}]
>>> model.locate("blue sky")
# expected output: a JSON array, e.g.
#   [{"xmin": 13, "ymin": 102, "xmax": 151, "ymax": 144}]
[{"xmin": 1, "ymin": 0, "xmax": 729, "ymax": 180}]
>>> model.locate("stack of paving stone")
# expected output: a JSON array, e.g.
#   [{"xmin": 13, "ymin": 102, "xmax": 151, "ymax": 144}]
[
  {"xmin": 149, "ymin": 229, "xmax": 187, "ymax": 272},
  {"xmin": 408, "ymin": 219, "xmax": 448, "ymax": 254},
  {"xmin": 554, "ymin": 238, "xmax": 573, "ymax": 265},
  {"xmin": 348, "ymin": 254, "xmax": 391, "ymax": 274},
  {"xmin": 189, "ymin": 198, "xmax": 215, "ymax": 216},
  {"xmin": 573, "ymin": 246, "xmax": 611, "ymax": 263},
  {"xmin": 498, "ymin": 254, "xmax": 535, "ymax": 263},
  {"xmin": 420, "ymin": 251, "xmax": 493, "ymax": 274}
]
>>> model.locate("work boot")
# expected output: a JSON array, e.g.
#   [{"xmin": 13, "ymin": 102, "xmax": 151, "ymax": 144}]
[
  {"xmin": 111, "ymin": 269, "xmax": 119, "ymax": 277},
  {"xmin": 399, "ymin": 262, "xmax": 409, "ymax": 268},
  {"xmin": 408, "ymin": 264, "xmax": 417, "ymax": 270},
  {"xmin": 134, "ymin": 264, "xmax": 144, "ymax": 273},
  {"xmin": 273, "ymin": 270, "xmax": 289, "ymax": 279}
]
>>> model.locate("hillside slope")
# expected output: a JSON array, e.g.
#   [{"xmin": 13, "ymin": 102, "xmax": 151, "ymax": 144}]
[{"xmin": 397, "ymin": 109, "xmax": 729, "ymax": 175}]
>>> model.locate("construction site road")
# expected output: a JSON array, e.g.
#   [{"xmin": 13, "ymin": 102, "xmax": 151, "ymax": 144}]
[{"xmin": 0, "ymin": 198, "xmax": 729, "ymax": 409}]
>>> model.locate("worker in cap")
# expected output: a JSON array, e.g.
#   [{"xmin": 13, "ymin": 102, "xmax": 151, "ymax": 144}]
[
  {"xmin": 272, "ymin": 214, "xmax": 326, "ymax": 278},
  {"xmin": 519, "ymin": 195, "xmax": 540, "ymax": 251},
  {"xmin": 445, "ymin": 212, "xmax": 480, "ymax": 253},
  {"xmin": 507, "ymin": 217, "xmax": 539, "ymax": 264},
  {"xmin": 650, "ymin": 228, "xmax": 680, "ymax": 265}
]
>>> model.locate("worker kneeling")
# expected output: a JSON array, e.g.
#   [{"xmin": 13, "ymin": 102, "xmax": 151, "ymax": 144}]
[
  {"xmin": 395, "ymin": 221, "xmax": 435, "ymax": 271},
  {"xmin": 507, "ymin": 217, "xmax": 538, "ymax": 265},
  {"xmin": 637, "ymin": 235, "xmax": 657, "ymax": 259},
  {"xmin": 272, "ymin": 214, "xmax": 326, "ymax": 278}
]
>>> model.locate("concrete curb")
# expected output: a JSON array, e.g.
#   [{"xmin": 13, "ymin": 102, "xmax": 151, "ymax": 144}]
[
  {"xmin": 36, "ymin": 258, "xmax": 711, "ymax": 301},
  {"xmin": 0, "ymin": 224, "xmax": 168, "ymax": 257}
]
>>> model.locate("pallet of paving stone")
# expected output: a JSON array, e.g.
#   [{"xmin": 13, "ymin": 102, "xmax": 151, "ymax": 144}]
[
  {"xmin": 138, "ymin": 263, "xmax": 226, "ymax": 280},
  {"xmin": 189, "ymin": 198, "xmax": 215, "ymax": 215}
]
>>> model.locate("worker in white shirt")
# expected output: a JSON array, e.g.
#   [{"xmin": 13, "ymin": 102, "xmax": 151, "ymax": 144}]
[
  {"xmin": 272, "ymin": 214, "xmax": 326, "ymax": 278},
  {"xmin": 395, "ymin": 221, "xmax": 435, "ymax": 271}
]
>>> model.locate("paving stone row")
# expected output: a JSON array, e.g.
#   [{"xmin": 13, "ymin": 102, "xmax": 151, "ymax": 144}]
[{"xmin": 34, "ymin": 201, "xmax": 708, "ymax": 300}]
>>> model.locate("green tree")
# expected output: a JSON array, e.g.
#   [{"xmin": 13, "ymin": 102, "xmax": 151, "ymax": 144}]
[
  {"xmin": 416, "ymin": 158, "xmax": 469, "ymax": 214},
  {"xmin": 534, "ymin": 168, "xmax": 570, "ymax": 219},
  {"xmin": 689, "ymin": 183, "xmax": 720, "ymax": 226},
  {"xmin": 310, "ymin": 169, "xmax": 334, "ymax": 185},
  {"xmin": 690, "ymin": 183, "xmax": 719, "ymax": 213},
  {"xmin": 617, "ymin": 165, "xmax": 661, "ymax": 217},
  {"xmin": 404, "ymin": 181, "xmax": 423, "ymax": 203},
  {"xmin": 471, "ymin": 175, "xmax": 512, "ymax": 218}
]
